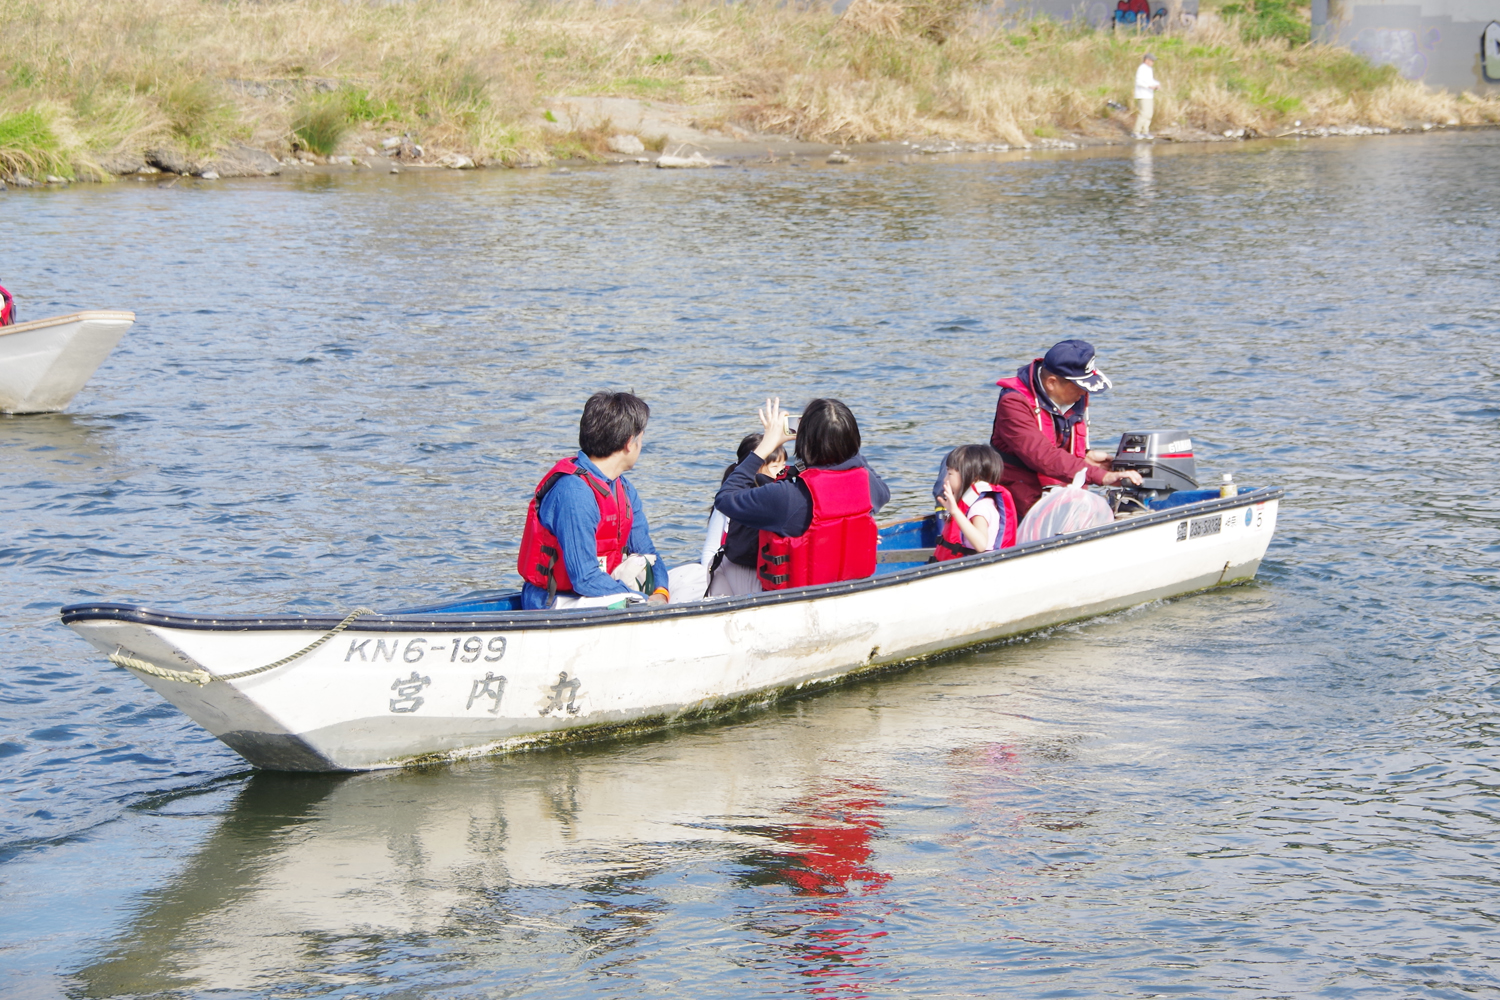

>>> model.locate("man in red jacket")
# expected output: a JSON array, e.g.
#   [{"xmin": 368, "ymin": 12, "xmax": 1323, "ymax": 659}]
[{"xmin": 990, "ymin": 339, "xmax": 1141, "ymax": 518}]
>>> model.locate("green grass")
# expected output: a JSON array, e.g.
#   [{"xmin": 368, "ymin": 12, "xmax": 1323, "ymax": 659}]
[
  {"xmin": 292, "ymin": 98, "xmax": 352, "ymax": 156},
  {"xmin": 1301, "ymin": 47, "xmax": 1401, "ymax": 92},
  {"xmin": 341, "ymin": 87, "xmax": 401, "ymax": 124},
  {"xmin": 159, "ymin": 80, "xmax": 237, "ymax": 151},
  {"xmin": 611, "ymin": 76, "xmax": 679, "ymax": 96},
  {"xmin": 0, "ymin": 108, "xmax": 67, "ymax": 176},
  {"xmin": 1220, "ymin": 0, "xmax": 1311, "ymax": 45}
]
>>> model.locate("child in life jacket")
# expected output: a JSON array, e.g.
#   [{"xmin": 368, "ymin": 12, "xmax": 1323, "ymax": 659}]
[
  {"xmin": 0, "ymin": 284, "xmax": 14, "ymax": 326},
  {"xmin": 935, "ymin": 444, "xmax": 1017, "ymax": 560},
  {"xmin": 701, "ymin": 432, "xmax": 787, "ymax": 597}
]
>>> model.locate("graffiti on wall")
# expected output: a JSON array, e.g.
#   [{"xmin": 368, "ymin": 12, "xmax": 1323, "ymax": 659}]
[
  {"xmin": 1085, "ymin": 0, "xmax": 1194, "ymax": 30},
  {"xmin": 1484, "ymin": 21, "xmax": 1500, "ymax": 83},
  {"xmin": 1350, "ymin": 26, "xmax": 1441, "ymax": 79},
  {"xmin": 1114, "ymin": 0, "xmax": 1153, "ymax": 24}
]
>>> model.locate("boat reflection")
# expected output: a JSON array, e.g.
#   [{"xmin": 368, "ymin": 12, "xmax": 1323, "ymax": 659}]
[
  {"xmin": 0, "ymin": 411, "xmax": 115, "ymax": 483},
  {"xmin": 67, "ymin": 664, "xmax": 1061, "ymax": 996},
  {"xmin": 68, "ymin": 707, "xmax": 906, "ymax": 996}
]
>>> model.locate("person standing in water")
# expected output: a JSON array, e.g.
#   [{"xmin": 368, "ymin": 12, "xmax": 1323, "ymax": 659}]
[{"xmin": 1133, "ymin": 53, "xmax": 1160, "ymax": 140}]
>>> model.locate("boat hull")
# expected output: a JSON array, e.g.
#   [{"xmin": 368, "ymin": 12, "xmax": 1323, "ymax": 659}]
[
  {"xmin": 62, "ymin": 491, "xmax": 1281, "ymax": 772},
  {"xmin": 0, "ymin": 310, "xmax": 135, "ymax": 413}
]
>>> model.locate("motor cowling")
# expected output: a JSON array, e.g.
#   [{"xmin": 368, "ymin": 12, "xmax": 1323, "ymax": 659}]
[{"xmin": 1112, "ymin": 430, "xmax": 1198, "ymax": 500}]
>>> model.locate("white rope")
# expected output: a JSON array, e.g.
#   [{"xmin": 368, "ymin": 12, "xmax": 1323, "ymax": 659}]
[
  {"xmin": 107, "ymin": 606, "xmax": 375, "ymax": 686},
  {"xmin": 107, "ymin": 650, "xmax": 211, "ymax": 685}
]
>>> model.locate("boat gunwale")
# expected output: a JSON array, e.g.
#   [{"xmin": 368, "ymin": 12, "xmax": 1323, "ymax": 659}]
[
  {"xmin": 0, "ymin": 310, "xmax": 136, "ymax": 338},
  {"xmin": 59, "ymin": 487, "xmax": 1284, "ymax": 634}
]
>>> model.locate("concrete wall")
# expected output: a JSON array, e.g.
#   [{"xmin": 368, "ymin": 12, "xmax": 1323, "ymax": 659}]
[{"xmin": 1315, "ymin": 0, "xmax": 1500, "ymax": 93}]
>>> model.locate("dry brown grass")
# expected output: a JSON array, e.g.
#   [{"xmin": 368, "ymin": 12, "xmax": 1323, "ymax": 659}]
[{"xmin": 0, "ymin": 0, "xmax": 1496, "ymax": 176}]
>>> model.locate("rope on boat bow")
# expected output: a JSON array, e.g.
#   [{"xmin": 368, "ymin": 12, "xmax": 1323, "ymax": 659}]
[
  {"xmin": 107, "ymin": 650, "xmax": 212, "ymax": 686},
  {"xmin": 107, "ymin": 606, "xmax": 376, "ymax": 686}
]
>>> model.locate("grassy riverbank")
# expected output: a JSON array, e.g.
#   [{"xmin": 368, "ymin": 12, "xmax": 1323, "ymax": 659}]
[{"xmin": 4, "ymin": 0, "xmax": 1498, "ymax": 176}]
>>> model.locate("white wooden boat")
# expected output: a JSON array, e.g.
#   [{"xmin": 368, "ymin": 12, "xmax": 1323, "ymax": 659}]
[
  {"xmin": 0, "ymin": 310, "xmax": 134, "ymax": 413},
  {"xmin": 61, "ymin": 488, "xmax": 1282, "ymax": 772}
]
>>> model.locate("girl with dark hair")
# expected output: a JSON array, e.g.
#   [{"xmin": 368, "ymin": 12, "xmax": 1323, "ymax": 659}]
[
  {"xmin": 700, "ymin": 432, "xmax": 788, "ymax": 597},
  {"xmin": 714, "ymin": 397, "xmax": 889, "ymax": 591},
  {"xmin": 934, "ymin": 445, "xmax": 1017, "ymax": 560}
]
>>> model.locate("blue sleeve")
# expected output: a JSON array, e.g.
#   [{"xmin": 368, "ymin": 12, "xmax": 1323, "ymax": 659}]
[
  {"xmin": 714, "ymin": 454, "xmax": 810, "ymax": 536},
  {"xmin": 622, "ymin": 478, "xmax": 662, "ymax": 567},
  {"xmin": 538, "ymin": 476, "xmax": 632, "ymax": 599},
  {"xmin": 932, "ymin": 453, "xmax": 952, "ymax": 503},
  {"xmin": 841, "ymin": 453, "xmax": 892, "ymax": 515}
]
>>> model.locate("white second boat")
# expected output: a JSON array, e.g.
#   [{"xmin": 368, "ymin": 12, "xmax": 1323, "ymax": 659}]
[
  {"xmin": 61, "ymin": 488, "xmax": 1282, "ymax": 772},
  {"xmin": 0, "ymin": 310, "xmax": 135, "ymax": 413}
]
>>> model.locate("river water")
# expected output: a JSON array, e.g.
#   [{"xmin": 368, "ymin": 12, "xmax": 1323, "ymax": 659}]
[{"xmin": 1, "ymin": 132, "xmax": 1497, "ymax": 998}]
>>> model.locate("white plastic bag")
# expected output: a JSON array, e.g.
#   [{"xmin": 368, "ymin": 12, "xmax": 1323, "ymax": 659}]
[
  {"xmin": 611, "ymin": 553, "xmax": 657, "ymax": 592},
  {"xmin": 1015, "ymin": 469, "xmax": 1114, "ymax": 544}
]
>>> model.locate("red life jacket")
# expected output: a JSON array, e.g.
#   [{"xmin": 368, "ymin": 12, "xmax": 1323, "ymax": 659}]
[
  {"xmin": 758, "ymin": 467, "xmax": 877, "ymax": 590},
  {"xmin": 995, "ymin": 359, "xmax": 1089, "ymax": 487},
  {"xmin": 0, "ymin": 285, "xmax": 13, "ymax": 326},
  {"xmin": 516, "ymin": 458, "xmax": 633, "ymax": 600},
  {"xmin": 934, "ymin": 483, "xmax": 1018, "ymax": 561}
]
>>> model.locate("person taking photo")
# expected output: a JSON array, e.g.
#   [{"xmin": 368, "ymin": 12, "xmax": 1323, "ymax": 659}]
[{"xmin": 715, "ymin": 397, "xmax": 888, "ymax": 591}]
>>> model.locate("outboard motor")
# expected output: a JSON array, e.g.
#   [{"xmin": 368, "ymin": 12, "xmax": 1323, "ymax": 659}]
[{"xmin": 1109, "ymin": 430, "xmax": 1198, "ymax": 509}]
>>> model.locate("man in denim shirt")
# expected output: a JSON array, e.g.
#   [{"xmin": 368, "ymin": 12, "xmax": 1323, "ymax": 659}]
[{"xmin": 518, "ymin": 392, "xmax": 673, "ymax": 610}]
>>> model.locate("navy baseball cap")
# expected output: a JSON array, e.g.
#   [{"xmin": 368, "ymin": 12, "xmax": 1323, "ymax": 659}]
[{"xmin": 1043, "ymin": 339, "xmax": 1111, "ymax": 393}]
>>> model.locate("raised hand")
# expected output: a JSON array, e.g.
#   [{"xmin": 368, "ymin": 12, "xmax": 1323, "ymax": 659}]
[{"xmin": 755, "ymin": 397, "xmax": 797, "ymax": 458}]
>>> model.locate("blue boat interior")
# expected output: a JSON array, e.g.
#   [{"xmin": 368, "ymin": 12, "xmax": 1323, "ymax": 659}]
[{"xmin": 392, "ymin": 489, "xmax": 1243, "ymax": 617}]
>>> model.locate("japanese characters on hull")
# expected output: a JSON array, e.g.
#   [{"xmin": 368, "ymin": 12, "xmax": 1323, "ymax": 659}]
[{"xmin": 352, "ymin": 633, "xmax": 584, "ymax": 719}]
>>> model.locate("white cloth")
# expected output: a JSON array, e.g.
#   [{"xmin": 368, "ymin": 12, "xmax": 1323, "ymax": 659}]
[
  {"xmin": 611, "ymin": 553, "xmax": 657, "ymax": 592},
  {"xmin": 666, "ymin": 562, "xmax": 709, "ymax": 603},
  {"xmin": 700, "ymin": 509, "xmax": 729, "ymax": 567},
  {"xmin": 551, "ymin": 591, "xmax": 643, "ymax": 610},
  {"xmin": 1134, "ymin": 63, "xmax": 1159, "ymax": 100},
  {"xmin": 553, "ymin": 560, "xmax": 708, "ymax": 608}
]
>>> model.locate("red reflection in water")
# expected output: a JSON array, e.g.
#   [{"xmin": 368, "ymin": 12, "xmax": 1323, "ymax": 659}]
[
  {"xmin": 763, "ymin": 781, "xmax": 894, "ymax": 997},
  {"xmin": 777, "ymin": 785, "xmax": 892, "ymax": 896}
]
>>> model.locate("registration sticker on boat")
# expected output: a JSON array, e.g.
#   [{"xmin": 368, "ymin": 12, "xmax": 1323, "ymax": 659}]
[
  {"xmin": 1188, "ymin": 514, "xmax": 1222, "ymax": 539},
  {"xmin": 346, "ymin": 635, "xmax": 507, "ymax": 664}
]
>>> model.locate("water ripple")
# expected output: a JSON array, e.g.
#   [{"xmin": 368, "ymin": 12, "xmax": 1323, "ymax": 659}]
[{"xmin": 0, "ymin": 132, "xmax": 1497, "ymax": 998}]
